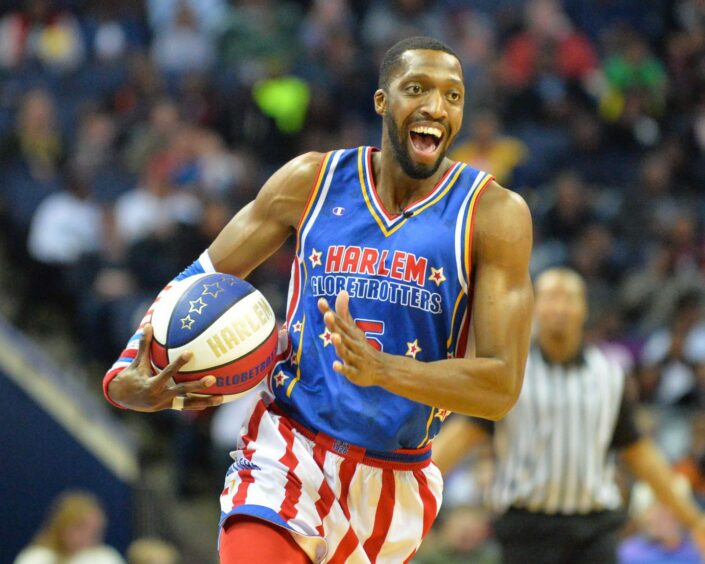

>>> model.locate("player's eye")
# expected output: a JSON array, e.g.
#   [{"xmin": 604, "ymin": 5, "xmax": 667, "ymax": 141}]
[
  {"xmin": 447, "ymin": 90, "xmax": 462, "ymax": 102},
  {"xmin": 406, "ymin": 84, "xmax": 423, "ymax": 95}
]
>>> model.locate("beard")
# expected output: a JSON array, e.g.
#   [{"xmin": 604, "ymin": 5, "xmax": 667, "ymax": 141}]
[{"xmin": 384, "ymin": 111, "xmax": 447, "ymax": 180}]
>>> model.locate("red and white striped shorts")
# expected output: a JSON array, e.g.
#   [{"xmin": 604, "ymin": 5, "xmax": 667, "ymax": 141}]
[{"xmin": 219, "ymin": 399, "xmax": 443, "ymax": 563}]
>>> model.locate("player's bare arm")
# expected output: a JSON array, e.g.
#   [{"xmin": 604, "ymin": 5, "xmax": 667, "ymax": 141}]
[
  {"xmin": 320, "ymin": 181, "xmax": 533, "ymax": 420},
  {"xmin": 107, "ymin": 152, "xmax": 324, "ymax": 412},
  {"xmin": 209, "ymin": 151, "xmax": 324, "ymax": 277}
]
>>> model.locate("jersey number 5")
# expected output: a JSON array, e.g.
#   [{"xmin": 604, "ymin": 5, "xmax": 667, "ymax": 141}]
[{"xmin": 355, "ymin": 319, "xmax": 385, "ymax": 351}]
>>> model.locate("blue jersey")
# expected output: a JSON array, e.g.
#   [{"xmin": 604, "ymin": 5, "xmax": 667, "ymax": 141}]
[{"xmin": 271, "ymin": 147, "xmax": 493, "ymax": 451}]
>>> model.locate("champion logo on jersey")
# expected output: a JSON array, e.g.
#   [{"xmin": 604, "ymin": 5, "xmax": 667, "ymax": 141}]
[{"xmin": 332, "ymin": 206, "xmax": 346, "ymax": 216}]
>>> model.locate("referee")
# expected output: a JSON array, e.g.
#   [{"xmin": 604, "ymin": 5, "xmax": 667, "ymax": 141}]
[{"xmin": 433, "ymin": 267, "xmax": 705, "ymax": 563}]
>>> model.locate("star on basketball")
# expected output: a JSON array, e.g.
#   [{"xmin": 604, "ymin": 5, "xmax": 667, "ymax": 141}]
[
  {"xmin": 428, "ymin": 266, "xmax": 446, "ymax": 286},
  {"xmin": 274, "ymin": 372, "xmax": 289, "ymax": 388},
  {"xmin": 309, "ymin": 248, "xmax": 322, "ymax": 268},
  {"xmin": 406, "ymin": 339, "xmax": 422, "ymax": 359},
  {"xmin": 292, "ymin": 320, "xmax": 303, "ymax": 333},
  {"xmin": 202, "ymin": 282, "xmax": 223, "ymax": 298},
  {"xmin": 180, "ymin": 315, "xmax": 195, "ymax": 330},
  {"xmin": 435, "ymin": 408, "xmax": 451, "ymax": 422},
  {"xmin": 319, "ymin": 328, "xmax": 333, "ymax": 346},
  {"xmin": 188, "ymin": 297, "xmax": 208, "ymax": 315}
]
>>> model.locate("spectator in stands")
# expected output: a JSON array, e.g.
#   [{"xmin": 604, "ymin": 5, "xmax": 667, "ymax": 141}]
[
  {"xmin": 361, "ymin": 0, "xmax": 446, "ymax": 53},
  {"xmin": 123, "ymin": 99, "xmax": 181, "ymax": 174},
  {"xmin": 70, "ymin": 109, "xmax": 119, "ymax": 186},
  {"xmin": 0, "ymin": 88, "xmax": 64, "ymax": 275},
  {"xmin": 499, "ymin": 0, "xmax": 598, "ymax": 89},
  {"xmin": 0, "ymin": 0, "xmax": 85, "ymax": 72},
  {"xmin": 151, "ymin": 2, "xmax": 216, "ymax": 76},
  {"xmin": 602, "ymin": 32, "xmax": 668, "ymax": 119},
  {"xmin": 146, "ymin": 0, "xmax": 226, "ymax": 36},
  {"xmin": 218, "ymin": 0, "xmax": 303, "ymax": 84},
  {"xmin": 14, "ymin": 490, "xmax": 124, "ymax": 564},
  {"xmin": 126, "ymin": 538, "xmax": 179, "ymax": 564},
  {"xmin": 113, "ymin": 153, "xmax": 202, "ymax": 247},
  {"xmin": 450, "ymin": 110, "xmax": 528, "ymax": 186},
  {"xmin": 1, "ymin": 88, "xmax": 64, "ymax": 181},
  {"xmin": 27, "ymin": 169, "xmax": 103, "ymax": 282},
  {"xmin": 541, "ymin": 170, "xmax": 595, "ymax": 244},
  {"xmin": 640, "ymin": 291, "xmax": 705, "ymax": 405}
]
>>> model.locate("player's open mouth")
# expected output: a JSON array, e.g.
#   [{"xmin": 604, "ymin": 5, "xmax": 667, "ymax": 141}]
[{"xmin": 409, "ymin": 124, "xmax": 444, "ymax": 159}]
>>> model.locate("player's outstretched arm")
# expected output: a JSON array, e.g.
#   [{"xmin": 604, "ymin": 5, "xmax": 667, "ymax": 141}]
[
  {"xmin": 320, "ymin": 182, "xmax": 533, "ymax": 420},
  {"xmin": 105, "ymin": 153, "xmax": 324, "ymax": 411}
]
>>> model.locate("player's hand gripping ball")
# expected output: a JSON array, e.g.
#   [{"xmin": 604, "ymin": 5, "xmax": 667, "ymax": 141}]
[{"xmin": 149, "ymin": 273, "xmax": 278, "ymax": 402}]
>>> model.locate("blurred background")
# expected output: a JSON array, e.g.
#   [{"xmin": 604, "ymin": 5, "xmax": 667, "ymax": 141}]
[{"xmin": 1, "ymin": 0, "xmax": 705, "ymax": 562}]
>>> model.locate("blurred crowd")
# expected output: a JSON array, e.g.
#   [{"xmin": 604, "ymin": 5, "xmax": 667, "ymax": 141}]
[
  {"xmin": 3, "ymin": 0, "xmax": 705, "ymax": 561},
  {"xmin": 14, "ymin": 490, "xmax": 179, "ymax": 564}
]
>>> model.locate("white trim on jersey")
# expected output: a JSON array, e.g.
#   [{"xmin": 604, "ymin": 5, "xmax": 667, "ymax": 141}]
[
  {"xmin": 198, "ymin": 249, "xmax": 217, "ymax": 273},
  {"xmin": 454, "ymin": 171, "xmax": 489, "ymax": 293}
]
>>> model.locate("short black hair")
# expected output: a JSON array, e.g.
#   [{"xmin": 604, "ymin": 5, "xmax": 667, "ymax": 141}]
[{"xmin": 378, "ymin": 36, "xmax": 461, "ymax": 90}]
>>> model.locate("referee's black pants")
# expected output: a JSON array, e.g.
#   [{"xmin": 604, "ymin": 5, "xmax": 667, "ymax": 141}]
[{"xmin": 494, "ymin": 507, "xmax": 626, "ymax": 564}]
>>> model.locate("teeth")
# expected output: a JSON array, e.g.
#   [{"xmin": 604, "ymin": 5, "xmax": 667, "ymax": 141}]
[{"xmin": 411, "ymin": 125, "xmax": 443, "ymax": 139}]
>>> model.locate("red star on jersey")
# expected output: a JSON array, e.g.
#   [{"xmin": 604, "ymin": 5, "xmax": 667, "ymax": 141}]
[
  {"xmin": 428, "ymin": 266, "xmax": 446, "ymax": 287},
  {"xmin": 309, "ymin": 248, "xmax": 322, "ymax": 268},
  {"xmin": 447, "ymin": 351, "xmax": 455, "ymax": 359},
  {"xmin": 405, "ymin": 339, "xmax": 422, "ymax": 359},
  {"xmin": 292, "ymin": 320, "xmax": 303, "ymax": 333},
  {"xmin": 435, "ymin": 408, "xmax": 451, "ymax": 422},
  {"xmin": 319, "ymin": 328, "xmax": 333, "ymax": 346},
  {"xmin": 273, "ymin": 372, "xmax": 289, "ymax": 388}
]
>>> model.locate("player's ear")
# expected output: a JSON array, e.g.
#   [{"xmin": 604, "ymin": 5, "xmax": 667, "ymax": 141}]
[{"xmin": 374, "ymin": 89, "xmax": 387, "ymax": 116}]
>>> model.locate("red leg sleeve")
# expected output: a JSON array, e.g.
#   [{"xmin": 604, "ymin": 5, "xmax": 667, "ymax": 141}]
[{"xmin": 220, "ymin": 516, "xmax": 311, "ymax": 563}]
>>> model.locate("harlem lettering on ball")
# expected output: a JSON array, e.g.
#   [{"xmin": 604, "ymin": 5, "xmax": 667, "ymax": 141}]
[{"xmin": 206, "ymin": 297, "xmax": 274, "ymax": 358}]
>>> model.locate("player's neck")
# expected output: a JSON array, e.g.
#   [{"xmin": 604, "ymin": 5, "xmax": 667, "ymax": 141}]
[
  {"xmin": 537, "ymin": 332, "xmax": 583, "ymax": 365},
  {"xmin": 373, "ymin": 148, "xmax": 450, "ymax": 212}
]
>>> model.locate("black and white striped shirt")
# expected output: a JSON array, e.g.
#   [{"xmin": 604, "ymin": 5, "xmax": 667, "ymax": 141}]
[{"xmin": 475, "ymin": 344, "xmax": 640, "ymax": 515}]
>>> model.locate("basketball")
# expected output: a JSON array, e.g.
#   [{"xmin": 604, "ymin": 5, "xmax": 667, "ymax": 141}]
[{"xmin": 149, "ymin": 273, "xmax": 278, "ymax": 401}]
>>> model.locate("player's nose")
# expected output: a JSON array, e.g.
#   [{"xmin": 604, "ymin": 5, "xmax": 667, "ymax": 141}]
[{"xmin": 421, "ymin": 90, "xmax": 448, "ymax": 121}]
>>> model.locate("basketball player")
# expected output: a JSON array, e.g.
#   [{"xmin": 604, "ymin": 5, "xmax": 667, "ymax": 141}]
[
  {"xmin": 433, "ymin": 268, "xmax": 705, "ymax": 563},
  {"xmin": 104, "ymin": 37, "xmax": 534, "ymax": 563}
]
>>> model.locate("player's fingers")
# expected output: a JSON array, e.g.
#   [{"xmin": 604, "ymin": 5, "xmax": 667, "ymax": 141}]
[
  {"xmin": 317, "ymin": 298, "xmax": 331, "ymax": 315},
  {"xmin": 335, "ymin": 291, "xmax": 354, "ymax": 323},
  {"xmin": 324, "ymin": 310, "xmax": 357, "ymax": 338},
  {"xmin": 135, "ymin": 324, "xmax": 153, "ymax": 369},
  {"xmin": 333, "ymin": 360, "xmax": 358, "ymax": 379},
  {"xmin": 331, "ymin": 333, "xmax": 355, "ymax": 363},
  {"xmin": 168, "ymin": 375, "xmax": 217, "ymax": 396},
  {"xmin": 171, "ymin": 393, "xmax": 223, "ymax": 411},
  {"xmin": 154, "ymin": 351, "xmax": 193, "ymax": 386}
]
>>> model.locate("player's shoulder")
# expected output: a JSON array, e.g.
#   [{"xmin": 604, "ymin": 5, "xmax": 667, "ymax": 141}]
[
  {"xmin": 282, "ymin": 151, "xmax": 328, "ymax": 183},
  {"xmin": 474, "ymin": 180, "xmax": 532, "ymax": 243}
]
